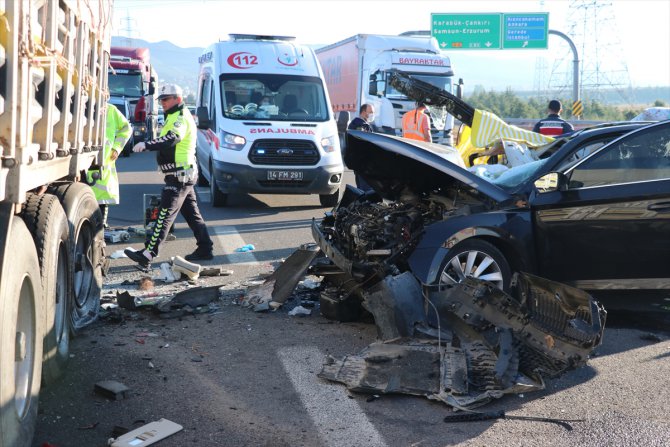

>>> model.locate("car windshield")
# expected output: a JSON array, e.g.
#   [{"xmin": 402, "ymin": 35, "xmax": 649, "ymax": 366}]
[
  {"xmin": 220, "ymin": 73, "xmax": 330, "ymax": 122},
  {"xmin": 491, "ymin": 159, "xmax": 550, "ymax": 189}
]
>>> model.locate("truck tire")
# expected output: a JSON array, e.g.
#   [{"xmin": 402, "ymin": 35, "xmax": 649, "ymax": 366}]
[
  {"xmin": 50, "ymin": 183, "xmax": 104, "ymax": 333},
  {"xmin": 0, "ymin": 217, "xmax": 44, "ymax": 447},
  {"xmin": 22, "ymin": 193, "xmax": 71, "ymax": 385},
  {"xmin": 210, "ymin": 161, "xmax": 228, "ymax": 207}
]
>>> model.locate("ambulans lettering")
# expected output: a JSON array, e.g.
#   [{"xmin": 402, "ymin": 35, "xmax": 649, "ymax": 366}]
[
  {"xmin": 227, "ymin": 52, "xmax": 259, "ymax": 69},
  {"xmin": 249, "ymin": 128, "xmax": 315, "ymax": 135}
]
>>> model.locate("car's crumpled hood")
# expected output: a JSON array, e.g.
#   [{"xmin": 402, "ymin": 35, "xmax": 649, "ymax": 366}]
[{"xmin": 345, "ymin": 130, "xmax": 512, "ymax": 204}]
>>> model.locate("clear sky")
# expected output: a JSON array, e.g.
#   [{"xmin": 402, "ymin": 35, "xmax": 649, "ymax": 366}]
[{"xmin": 112, "ymin": 0, "xmax": 670, "ymax": 91}]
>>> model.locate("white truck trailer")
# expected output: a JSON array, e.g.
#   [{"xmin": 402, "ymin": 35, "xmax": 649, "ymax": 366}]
[
  {"xmin": 316, "ymin": 33, "xmax": 458, "ymax": 145},
  {"xmin": 0, "ymin": 1, "xmax": 111, "ymax": 445}
]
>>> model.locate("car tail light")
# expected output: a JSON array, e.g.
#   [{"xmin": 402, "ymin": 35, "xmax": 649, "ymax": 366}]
[{"xmin": 135, "ymin": 96, "xmax": 147, "ymax": 122}]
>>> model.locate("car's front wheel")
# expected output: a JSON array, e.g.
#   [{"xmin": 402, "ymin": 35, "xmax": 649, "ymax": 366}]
[{"xmin": 438, "ymin": 239, "xmax": 511, "ymax": 291}]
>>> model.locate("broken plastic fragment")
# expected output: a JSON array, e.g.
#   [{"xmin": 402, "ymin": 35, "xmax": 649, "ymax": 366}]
[{"xmin": 288, "ymin": 305, "xmax": 311, "ymax": 316}]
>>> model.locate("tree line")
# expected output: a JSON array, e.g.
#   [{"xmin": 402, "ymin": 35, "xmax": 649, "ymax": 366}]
[{"xmin": 464, "ymin": 86, "xmax": 668, "ymax": 121}]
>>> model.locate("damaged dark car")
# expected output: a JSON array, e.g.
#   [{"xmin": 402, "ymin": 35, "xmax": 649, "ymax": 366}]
[
  {"xmin": 313, "ymin": 120, "xmax": 670, "ymax": 295},
  {"xmin": 307, "ymin": 119, "xmax": 668, "ymax": 408}
]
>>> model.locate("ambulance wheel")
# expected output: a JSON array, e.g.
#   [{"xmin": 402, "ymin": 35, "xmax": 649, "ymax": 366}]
[
  {"xmin": 196, "ymin": 163, "xmax": 208, "ymax": 187},
  {"xmin": 22, "ymin": 193, "xmax": 71, "ymax": 384},
  {"xmin": 50, "ymin": 183, "xmax": 103, "ymax": 333},
  {"xmin": 210, "ymin": 161, "xmax": 228, "ymax": 207},
  {"xmin": 0, "ymin": 217, "xmax": 43, "ymax": 447}
]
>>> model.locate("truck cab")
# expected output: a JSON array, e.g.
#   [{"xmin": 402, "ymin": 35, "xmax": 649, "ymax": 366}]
[
  {"xmin": 194, "ymin": 34, "xmax": 344, "ymax": 207},
  {"xmin": 109, "ymin": 47, "xmax": 158, "ymax": 142},
  {"xmin": 317, "ymin": 33, "xmax": 456, "ymax": 145}
]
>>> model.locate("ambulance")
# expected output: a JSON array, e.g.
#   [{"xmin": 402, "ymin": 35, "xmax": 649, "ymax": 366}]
[{"xmin": 194, "ymin": 34, "xmax": 344, "ymax": 207}]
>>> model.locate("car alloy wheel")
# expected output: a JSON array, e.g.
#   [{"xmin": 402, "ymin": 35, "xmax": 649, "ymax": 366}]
[{"xmin": 439, "ymin": 240, "xmax": 510, "ymax": 290}]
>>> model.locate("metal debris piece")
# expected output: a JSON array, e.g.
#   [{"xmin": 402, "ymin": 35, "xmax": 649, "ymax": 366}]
[
  {"xmin": 152, "ymin": 286, "xmax": 221, "ymax": 318},
  {"xmin": 94, "ymin": 380, "xmax": 130, "ymax": 401},
  {"xmin": 116, "ymin": 291, "xmax": 136, "ymax": 310},
  {"xmin": 320, "ymin": 272, "xmax": 606, "ymax": 409},
  {"xmin": 360, "ymin": 272, "xmax": 425, "ymax": 340},
  {"xmin": 243, "ymin": 243, "xmax": 321, "ymax": 311},
  {"xmin": 443, "ymin": 410, "xmax": 584, "ymax": 431},
  {"xmin": 201, "ymin": 266, "xmax": 234, "ymax": 277}
]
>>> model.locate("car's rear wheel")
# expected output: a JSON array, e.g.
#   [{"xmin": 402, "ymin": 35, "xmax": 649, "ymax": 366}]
[{"xmin": 438, "ymin": 239, "xmax": 511, "ymax": 291}]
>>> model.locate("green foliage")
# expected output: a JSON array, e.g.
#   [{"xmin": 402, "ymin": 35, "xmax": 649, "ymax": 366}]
[{"xmin": 464, "ymin": 86, "xmax": 651, "ymax": 121}]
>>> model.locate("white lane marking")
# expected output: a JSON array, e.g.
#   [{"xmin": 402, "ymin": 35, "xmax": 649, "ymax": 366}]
[
  {"xmin": 278, "ymin": 346, "xmax": 387, "ymax": 447},
  {"xmin": 195, "ymin": 186, "xmax": 261, "ymax": 265},
  {"xmin": 210, "ymin": 225, "xmax": 260, "ymax": 265}
]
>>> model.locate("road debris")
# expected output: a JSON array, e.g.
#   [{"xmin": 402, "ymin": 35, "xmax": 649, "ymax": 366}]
[
  {"xmin": 104, "ymin": 229, "xmax": 131, "ymax": 243},
  {"xmin": 138, "ymin": 277, "xmax": 154, "ymax": 291},
  {"xmin": 319, "ymin": 272, "xmax": 606, "ymax": 409},
  {"xmin": 235, "ymin": 244, "xmax": 256, "ymax": 252},
  {"xmin": 94, "ymin": 380, "xmax": 131, "ymax": 401},
  {"xmin": 107, "ymin": 418, "xmax": 183, "ymax": 447},
  {"xmin": 443, "ymin": 410, "xmax": 584, "ymax": 431},
  {"xmin": 171, "ymin": 255, "xmax": 201, "ymax": 280},
  {"xmin": 241, "ymin": 243, "xmax": 320, "ymax": 311},
  {"xmin": 201, "ymin": 266, "xmax": 234, "ymax": 277},
  {"xmin": 288, "ymin": 305, "xmax": 312, "ymax": 316}
]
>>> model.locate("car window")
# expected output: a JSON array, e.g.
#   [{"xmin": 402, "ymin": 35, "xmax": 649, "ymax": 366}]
[
  {"xmin": 568, "ymin": 124, "xmax": 670, "ymax": 188},
  {"xmin": 555, "ymin": 141, "xmax": 607, "ymax": 171}
]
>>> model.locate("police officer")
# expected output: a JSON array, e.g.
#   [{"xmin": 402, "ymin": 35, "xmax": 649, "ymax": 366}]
[
  {"xmin": 401, "ymin": 101, "xmax": 432, "ymax": 142},
  {"xmin": 125, "ymin": 83, "xmax": 214, "ymax": 270},
  {"xmin": 86, "ymin": 103, "xmax": 131, "ymax": 227},
  {"xmin": 533, "ymin": 100, "xmax": 575, "ymax": 136}
]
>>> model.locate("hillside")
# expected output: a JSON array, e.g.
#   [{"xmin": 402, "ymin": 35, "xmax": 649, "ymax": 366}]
[
  {"xmin": 111, "ymin": 36, "xmax": 203, "ymax": 96},
  {"xmin": 110, "ymin": 36, "xmax": 669, "ymax": 107}
]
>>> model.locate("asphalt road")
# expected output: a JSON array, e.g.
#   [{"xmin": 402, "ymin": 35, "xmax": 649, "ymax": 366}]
[{"xmin": 32, "ymin": 152, "xmax": 670, "ymax": 447}]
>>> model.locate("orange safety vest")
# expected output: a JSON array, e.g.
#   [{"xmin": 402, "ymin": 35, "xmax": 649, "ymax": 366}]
[{"xmin": 402, "ymin": 109, "xmax": 430, "ymax": 142}]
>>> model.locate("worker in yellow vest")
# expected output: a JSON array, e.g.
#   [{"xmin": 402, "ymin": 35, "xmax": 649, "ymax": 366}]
[
  {"xmin": 401, "ymin": 101, "xmax": 432, "ymax": 142},
  {"xmin": 86, "ymin": 103, "xmax": 131, "ymax": 227}
]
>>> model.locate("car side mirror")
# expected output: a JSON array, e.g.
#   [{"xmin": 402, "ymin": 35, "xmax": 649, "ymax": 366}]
[
  {"xmin": 148, "ymin": 81, "xmax": 156, "ymax": 96},
  {"xmin": 369, "ymin": 70, "xmax": 385, "ymax": 97},
  {"xmin": 196, "ymin": 106, "xmax": 211, "ymax": 129},
  {"xmin": 534, "ymin": 172, "xmax": 568, "ymax": 193}
]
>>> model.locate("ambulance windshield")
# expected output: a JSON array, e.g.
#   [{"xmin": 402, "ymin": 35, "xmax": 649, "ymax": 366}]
[{"xmin": 220, "ymin": 74, "xmax": 330, "ymax": 122}]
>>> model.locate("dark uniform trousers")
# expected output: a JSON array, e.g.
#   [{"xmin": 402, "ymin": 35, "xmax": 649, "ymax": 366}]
[{"xmin": 146, "ymin": 174, "xmax": 213, "ymax": 257}]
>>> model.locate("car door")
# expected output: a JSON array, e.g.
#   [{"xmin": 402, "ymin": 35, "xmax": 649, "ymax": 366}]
[{"xmin": 531, "ymin": 121, "xmax": 670, "ymax": 287}]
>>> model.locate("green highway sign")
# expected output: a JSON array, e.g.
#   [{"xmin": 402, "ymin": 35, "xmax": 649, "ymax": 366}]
[
  {"xmin": 503, "ymin": 13, "xmax": 548, "ymax": 49},
  {"xmin": 431, "ymin": 13, "xmax": 501, "ymax": 50},
  {"xmin": 431, "ymin": 12, "xmax": 549, "ymax": 50}
]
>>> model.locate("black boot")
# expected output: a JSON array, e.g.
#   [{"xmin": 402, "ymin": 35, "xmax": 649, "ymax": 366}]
[{"xmin": 185, "ymin": 248, "xmax": 213, "ymax": 261}]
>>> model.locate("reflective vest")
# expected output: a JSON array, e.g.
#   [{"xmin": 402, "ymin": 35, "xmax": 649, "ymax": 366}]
[
  {"xmin": 401, "ymin": 109, "xmax": 430, "ymax": 142},
  {"xmin": 157, "ymin": 104, "xmax": 197, "ymax": 172},
  {"xmin": 86, "ymin": 104, "xmax": 131, "ymax": 205}
]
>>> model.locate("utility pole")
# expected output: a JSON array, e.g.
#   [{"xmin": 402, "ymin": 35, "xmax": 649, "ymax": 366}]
[{"xmin": 119, "ymin": 11, "xmax": 136, "ymax": 47}]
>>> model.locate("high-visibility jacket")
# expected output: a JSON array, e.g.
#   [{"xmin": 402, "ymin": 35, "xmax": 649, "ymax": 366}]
[
  {"xmin": 145, "ymin": 103, "xmax": 197, "ymax": 174},
  {"xmin": 401, "ymin": 108, "xmax": 430, "ymax": 142},
  {"xmin": 87, "ymin": 104, "xmax": 131, "ymax": 205}
]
